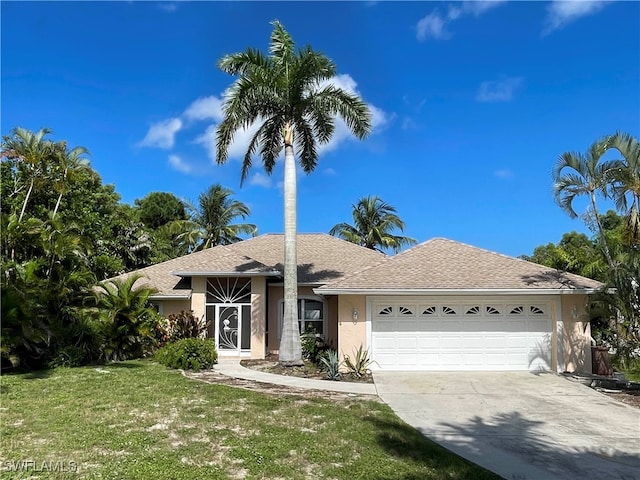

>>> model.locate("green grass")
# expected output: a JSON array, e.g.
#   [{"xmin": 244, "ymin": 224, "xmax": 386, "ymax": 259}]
[{"xmin": 0, "ymin": 361, "xmax": 500, "ymax": 480}]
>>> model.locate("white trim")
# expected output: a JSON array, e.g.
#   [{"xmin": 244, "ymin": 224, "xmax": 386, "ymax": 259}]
[
  {"xmin": 172, "ymin": 271, "xmax": 280, "ymax": 277},
  {"xmin": 315, "ymin": 288, "xmax": 599, "ymax": 296},
  {"xmin": 149, "ymin": 294, "xmax": 191, "ymax": 300},
  {"xmin": 555, "ymin": 300, "xmax": 564, "ymax": 373}
]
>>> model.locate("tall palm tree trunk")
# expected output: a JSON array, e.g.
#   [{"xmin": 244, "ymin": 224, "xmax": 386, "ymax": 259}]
[
  {"xmin": 279, "ymin": 127, "xmax": 302, "ymax": 365},
  {"xmin": 18, "ymin": 177, "xmax": 35, "ymax": 223},
  {"xmin": 590, "ymin": 191, "xmax": 615, "ymax": 270}
]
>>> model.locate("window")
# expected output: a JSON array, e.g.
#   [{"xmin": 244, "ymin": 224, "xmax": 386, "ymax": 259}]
[
  {"xmin": 399, "ymin": 306, "xmax": 414, "ymax": 315},
  {"xmin": 378, "ymin": 306, "xmax": 393, "ymax": 315},
  {"xmin": 465, "ymin": 306, "xmax": 480, "ymax": 315},
  {"xmin": 280, "ymin": 297, "xmax": 326, "ymax": 336},
  {"xmin": 486, "ymin": 306, "xmax": 501, "ymax": 315},
  {"xmin": 442, "ymin": 306, "xmax": 457, "ymax": 315},
  {"xmin": 421, "ymin": 306, "xmax": 437, "ymax": 315}
]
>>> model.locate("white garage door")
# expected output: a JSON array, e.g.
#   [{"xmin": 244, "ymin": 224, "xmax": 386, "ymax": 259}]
[{"xmin": 370, "ymin": 297, "xmax": 553, "ymax": 371}]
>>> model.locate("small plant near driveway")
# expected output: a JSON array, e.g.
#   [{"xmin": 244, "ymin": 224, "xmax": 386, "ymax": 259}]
[
  {"xmin": 320, "ymin": 349, "xmax": 344, "ymax": 381},
  {"xmin": 344, "ymin": 344, "xmax": 372, "ymax": 378}
]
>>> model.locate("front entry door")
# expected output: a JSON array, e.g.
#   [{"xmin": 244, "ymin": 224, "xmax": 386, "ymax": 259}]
[{"xmin": 211, "ymin": 304, "xmax": 251, "ymax": 354}]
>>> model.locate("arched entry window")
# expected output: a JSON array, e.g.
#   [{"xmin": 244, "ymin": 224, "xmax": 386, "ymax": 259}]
[{"xmin": 279, "ymin": 296, "xmax": 327, "ymax": 337}]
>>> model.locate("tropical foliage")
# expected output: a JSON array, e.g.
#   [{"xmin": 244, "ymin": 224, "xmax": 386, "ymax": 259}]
[
  {"xmin": 180, "ymin": 183, "xmax": 257, "ymax": 251},
  {"xmin": 330, "ymin": 195, "xmax": 417, "ymax": 253},
  {"xmin": 543, "ymin": 132, "xmax": 640, "ymax": 368},
  {"xmin": 215, "ymin": 20, "xmax": 372, "ymax": 365}
]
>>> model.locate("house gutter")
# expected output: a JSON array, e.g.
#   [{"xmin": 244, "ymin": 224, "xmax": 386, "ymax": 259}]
[
  {"xmin": 149, "ymin": 294, "xmax": 192, "ymax": 300},
  {"xmin": 313, "ymin": 288, "xmax": 601, "ymax": 296},
  {"xmin": 171, "ymin": 271, "xmax": 281, "ymax": 277}
]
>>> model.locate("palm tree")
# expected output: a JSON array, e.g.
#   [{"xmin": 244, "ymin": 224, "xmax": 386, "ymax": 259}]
[
  {"xmin": 95, "ymin": 274, "xmax": 158, "ymax": 361},
  {"xmin": 552, "ymin": 136, "xmax": 620, "ymax": 269},
  {"xmin": 51, "ymin": 141, "xmax": 91, "ymax": 219},
  {"xmin": 179, "ymin": 184, "xmax": 256, "ymax": 251},
  {"xmin": 605, "ymin": 132, "xmax": 640, "ymax": 244},
  {"xmin": 1, "ymin": 127, "xmax": 54, "ymax": 223},
  {"xmin": 215, "ymin": 21, "xmax": 372, "ymax": 365},
  {"xmin": 330, "ymin": 196, "xmax": 417, "ymax": 253}
]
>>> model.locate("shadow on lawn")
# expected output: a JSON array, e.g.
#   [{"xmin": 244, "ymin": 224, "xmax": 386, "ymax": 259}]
[
  {"xmin": 434, "ymin": 411, "xmax": 640, "ymax": 480},
  {"xmin": 365, "ymin": 416, "xmax": 499, "ymax": 480}
]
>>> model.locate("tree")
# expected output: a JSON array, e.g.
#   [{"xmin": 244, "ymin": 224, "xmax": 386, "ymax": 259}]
[
  {"xmin": 330, "ymin": 195, "xmax": 417, "ymax": 253},
  {"xmin": 94, "ymin": 274, "xmax": 159, "ymax": 362},
  {"xmin": 51, "ymin": 141, "xmax": 91, "ymax": 219},
  {"xmin": 134, "ymin": 192, "xmax": 187, "ymax": 230},
  {"xmin": 1, "ymin": 127, "xmax": 54, "ymax": 223},
  {"xmin": 552, "ymin": 135, "xmax": 620, "ymax": 269},
  {"xmin": 605, "ymin": 132, "xmax": 640, "ymax": 244},
  {"xmin": 215, "ymin": 21, "xmax": 372, "ymax": 365},
  {"xmin": 183, "ymin": 184, "xmax": 257, "ymax": 250}
]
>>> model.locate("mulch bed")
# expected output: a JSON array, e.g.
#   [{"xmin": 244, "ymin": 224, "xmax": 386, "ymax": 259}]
[{"xmin": 240, "ymin": 356, "xmax": 374, "ymax": 384}]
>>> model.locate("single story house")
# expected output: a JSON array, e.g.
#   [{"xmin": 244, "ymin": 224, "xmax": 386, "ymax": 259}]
[{"xmin": 115, "ymin": 233, "xmax": 602, "ymax": 373}]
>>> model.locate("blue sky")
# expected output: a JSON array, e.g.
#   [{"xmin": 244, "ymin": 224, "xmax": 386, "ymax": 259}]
[{"xmin": 2, "ymin": 1, "xmax": 638, "ymax": 257}]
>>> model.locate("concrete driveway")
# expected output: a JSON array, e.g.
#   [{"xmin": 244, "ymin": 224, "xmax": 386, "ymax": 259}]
[{"xmin": 374, "ymin": 371, "xmax": 640, "ymax": 480}]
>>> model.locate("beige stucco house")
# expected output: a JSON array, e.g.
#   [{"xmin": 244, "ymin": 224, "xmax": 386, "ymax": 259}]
[{"xmin": 117, "ymin": 233, "xmax": 602, "ymax": 373}]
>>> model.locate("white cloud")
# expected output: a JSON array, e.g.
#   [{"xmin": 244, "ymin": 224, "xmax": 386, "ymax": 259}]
[
  {"xmin": 195, "ymin": 122, "xmax": 262, "ymax": 163},
  {"xmin": 543, "ymin": 1, "xmax": 610, "ymax": 35},
  {"xmin": 138, "ymin": 118, "xmax": 182, "ymax": 149},
  {"xmin": 183, "ymin": 95, "xmax": 224, "ymax": 122},
  {"xmin": 416, "ymin": 1, "xmax": 506, "ymax": 41},
  {"xmin": 323, "ymin": 168, "xmax": 337, "ymax": 176},
  {"xmin": 494, "ymin": 169, "xmax": 514, "ymax": 179},
  {"xmin": 417, "ymin": 11, "xmax": 451, "ymax": 41},
  {"xmin": 168, "ymin": 154, "xmax": 192, "ymax": 174},
  {"xmin": 476, "ymin": 76, "xmax": 523, "ymax": 102},
  {"xmin": 249, "ymin": 172, "xmax": 273, "ymax": 188},
  {"xmin": 158, "ymin": 3, "xmax": 178, "ymax": 12}
]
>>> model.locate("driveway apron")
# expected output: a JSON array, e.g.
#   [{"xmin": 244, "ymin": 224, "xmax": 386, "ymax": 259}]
[{"xmin": 374, "ymin": 371, "xmax": 640, "ymax": 480}]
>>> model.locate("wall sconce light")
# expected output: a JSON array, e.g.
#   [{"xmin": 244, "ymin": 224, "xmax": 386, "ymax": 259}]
[
  {"xmin": 571, "ymin": 305, "xmax": 579, "ymax": 319},
  {"xmin": 352, "ymin": 308, "xmax": 358, "ymax": 322}
]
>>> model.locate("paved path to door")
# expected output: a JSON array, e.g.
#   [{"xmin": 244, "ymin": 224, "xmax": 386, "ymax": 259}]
[{"xmin": 374, "ymin": 371, "xmax": 640, "ymax": 480}]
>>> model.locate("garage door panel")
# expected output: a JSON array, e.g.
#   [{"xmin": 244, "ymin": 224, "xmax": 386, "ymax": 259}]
[{"xmin": 371, "ymin": 298, "xmax": 553, "ymax": 371}]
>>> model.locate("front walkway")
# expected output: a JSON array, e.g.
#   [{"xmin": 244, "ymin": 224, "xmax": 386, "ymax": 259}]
[{"xmin": 214, "ymin": 357, "xmax": 378, "ymax": 395}]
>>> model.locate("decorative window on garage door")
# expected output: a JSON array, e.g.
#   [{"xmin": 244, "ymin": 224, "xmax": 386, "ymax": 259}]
[
  {"xmin": 420, "ymin": 306, "xmax": 437, "ymax": 316},
  {"xmin": 377, "ymin": 306, "xmax": 394, "ymax": 316}
]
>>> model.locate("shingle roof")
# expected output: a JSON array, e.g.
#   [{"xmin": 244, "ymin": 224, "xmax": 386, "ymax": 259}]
[
  {"xmin": 316, "ymin": 238, "xmax": 604, "ymax": 292},
  {"xmin": 110, "ymin": 234, "xmax": 386, "ymax": 297}
]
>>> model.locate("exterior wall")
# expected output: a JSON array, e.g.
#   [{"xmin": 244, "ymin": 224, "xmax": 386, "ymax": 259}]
[
  {"xmin": 336, "ymin": 295, "xmax": 367, "ymax": 360},
  {"xmin": 154, "ymin": 299, "xmax": 191, "ymax": 317},
  {"xmin": 251, "ymin": 277, "xmax": 266, "ymax": 359},
  {"xmin": 266, "ymin": 285, "xmax": 336, "ymax": 354},
  {"xmin": 191, "ymin": 277, "xmax": 207, "ymax": 330},
  {"xmin": 561, "ymin": 295, "xmax": 592, "ymax": 374}
]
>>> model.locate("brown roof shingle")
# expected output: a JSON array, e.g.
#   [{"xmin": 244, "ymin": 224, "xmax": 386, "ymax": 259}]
[
  {"xmin": 111, "ymin": 234, "xmax": 386, "ymax": 297},
  {"xmin": 316, "ymin": 238, "xmax": 604, "ymax": 292}
]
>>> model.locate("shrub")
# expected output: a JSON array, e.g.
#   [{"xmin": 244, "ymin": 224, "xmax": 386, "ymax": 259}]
[
  {"xmin": 319, "ymin": 349, "xmax": 344, "ymax": 381},
  {"xmin": 156, "ymin": 338, "xmax": 218, "ymax": 372},
  {"xmin": 343, "ymin": 345, "xmax": 372, "ymax": 378},
  {"xmin": 166, "ymin": 310, "xmax": 209, "ymax": 341},
  {"xmin": 301, "ymin": 327, "xmax": 331, "ymax": 365},
  {"xmin": 48, "ymin": 346, "xmax": 87, "ymax": 368}
]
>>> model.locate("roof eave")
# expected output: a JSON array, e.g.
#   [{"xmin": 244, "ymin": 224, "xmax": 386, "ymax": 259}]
[
  {"xmin": 313, "ymin": 288, "xmax": 601, "ymax": 296},
  {"xmin": 171, "ymin": 271, "xmax": 282, "ymax": 277},
  {"xmin": 150, "ymin": 293, "xmax": 192, "ymax": 300}
]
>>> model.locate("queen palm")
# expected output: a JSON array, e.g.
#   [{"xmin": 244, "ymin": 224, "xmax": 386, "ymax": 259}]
[
  {"xmin": 215, "ymin": 21, "xmax": 371, "ymax": 365},
  {"xmin": 330, "ymin": 195, "xmax": 417, "ymax": 253},
  {"xmin": 51, "ymin": 140, "xmax": 91, "ymax": 219},
  {"xmin": 1, "ymin": 127, "xmax": 54, "ymax": 223},
  {"xmin": 552, "ymin": 136, "xmax": 620, "ymax": 269},
  {"xmin": 605, "ymin": 132, "xmax": 640, "ymax": 244}
]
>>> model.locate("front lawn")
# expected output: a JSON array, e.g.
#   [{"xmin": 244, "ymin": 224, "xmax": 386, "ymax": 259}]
[{"xmin": 0, "ymin": 361, "xmax": 499, "ymax": 479}]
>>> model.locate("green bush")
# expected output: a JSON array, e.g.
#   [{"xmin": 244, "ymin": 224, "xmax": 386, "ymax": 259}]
[
  {"xmin": 48, "ymin": 346, "xmax": 87, "ymax": 368},
  {"xmin": 155, "ymin": 338, "xmax": 218, "ymax": 372}
]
